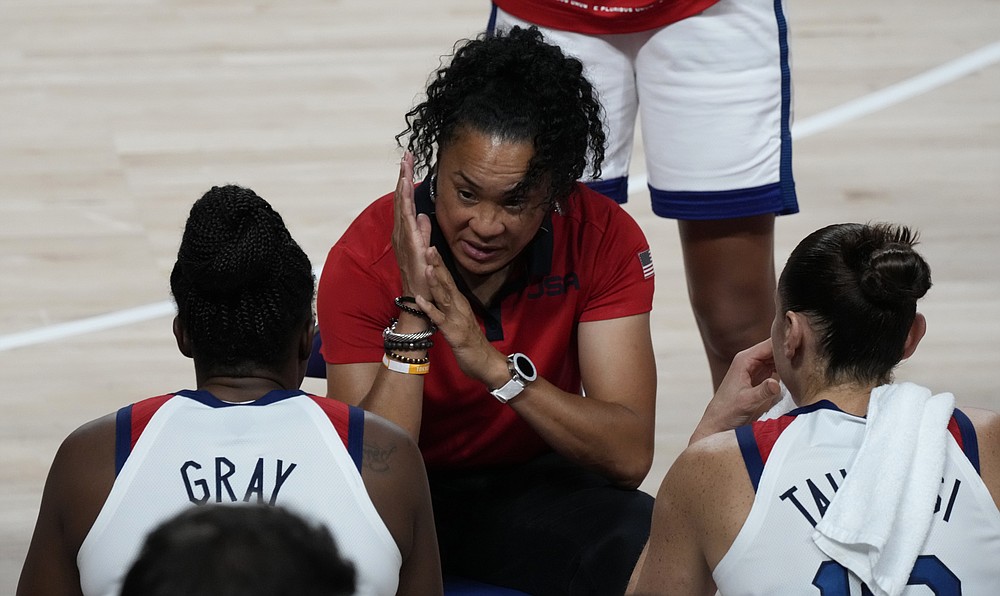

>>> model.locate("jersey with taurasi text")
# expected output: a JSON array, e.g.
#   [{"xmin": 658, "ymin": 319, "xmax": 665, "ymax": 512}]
[{"xmin": 714, "ymin": 401, "xmax": 1000, "ymax": 595}]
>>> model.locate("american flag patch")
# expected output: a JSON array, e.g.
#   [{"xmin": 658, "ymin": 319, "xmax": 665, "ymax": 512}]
[{"xmin": 638, "ymin": 249, "xmax": 654, "ymax": 279}]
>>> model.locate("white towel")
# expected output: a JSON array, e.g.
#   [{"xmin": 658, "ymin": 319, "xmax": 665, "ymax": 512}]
[{"xmin": 811, "ymin": 382, "xmax": 955, "ymax": 596}]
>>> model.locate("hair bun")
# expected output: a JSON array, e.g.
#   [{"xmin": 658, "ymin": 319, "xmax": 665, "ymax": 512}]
[
  {"xmin": 859, "ymin": 244, "xmax": 932, "ymax": 307},
  {"xmin": 179, "ymin": 186, "xmax": 287, "ymax": 300}
]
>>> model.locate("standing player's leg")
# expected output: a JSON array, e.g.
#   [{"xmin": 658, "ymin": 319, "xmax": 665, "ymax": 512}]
[
  {"xmin": 677, "ymin": 215, "xmax": 777, "ymax": 389},
  {"xmin": 637, "ymin": 0, "xmax": 797, "ymax": 389}
]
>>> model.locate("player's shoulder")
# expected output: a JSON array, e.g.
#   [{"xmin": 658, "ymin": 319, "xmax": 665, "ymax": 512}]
[
  {"xmin": 360, "ymin": 410, "xmax": 425, "ymax": 470},
  {"xmin": 959, "ymin": 406, "xmax": 1000, "ymax": 462},
  {"xmin": 684, "ymin": 429, "xmax": 743, "ymax": 462},
  {"xmin": 60, "ymin": 412, "xmax": 117, "ymax": 460},
  {"xmin": 46, "ymin": 412, "xmax": 117, "ymax": 496},
  {"xmin": 957, "ymin": 406, "xmax": 1000, "ymax": 506},
  {"xmin": 959, "ymin": 406, "xmax": 1000, "ymax": 432},
  {"xmin": 663, "ymin": 430, "xmax": 743, "ymax": 494}
]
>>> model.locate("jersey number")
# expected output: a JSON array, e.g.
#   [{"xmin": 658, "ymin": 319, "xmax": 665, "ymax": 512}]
[{"xmin": 812, "ymin": 556, "xmax": 960, "ymax": 595}]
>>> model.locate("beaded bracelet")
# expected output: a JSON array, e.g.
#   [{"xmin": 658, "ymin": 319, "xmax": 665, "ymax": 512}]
[
  {"xmin": 395, "ymin": 296, "xmax": 430, "ymax": 320},
  {"xmin": 385, "ymin": 351, "xmax": 430, "ymax": 365},
  {"xmin": 382, "ymin": 354, "xmax": 430, "ymax": 375},
  {"xmin": 384, "ymin": 339, "xmax": 433, "ymax": 351},
  {"xmin": 383, "ymin": 318, "xmax": 435, "ymax": 343}
]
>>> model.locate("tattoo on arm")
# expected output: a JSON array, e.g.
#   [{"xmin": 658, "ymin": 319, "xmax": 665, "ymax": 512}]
[{"xmin": 363, "ymin": 441, "xmax": 397, "ymax": 473}]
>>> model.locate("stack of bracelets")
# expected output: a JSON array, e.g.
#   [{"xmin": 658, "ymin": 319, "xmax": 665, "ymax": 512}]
[{"xmin": 382, "ymin": 296, "xmax": 435, "ymax": 375}]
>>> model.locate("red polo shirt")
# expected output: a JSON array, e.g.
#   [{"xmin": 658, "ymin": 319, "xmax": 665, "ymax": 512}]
[
  {"xmin": 317, "ymin": 181, "xmax": 654, "ymax": 471},
  {"xmin": 493, "ymin": 0, "xmax": 720, "ymax": 35}
]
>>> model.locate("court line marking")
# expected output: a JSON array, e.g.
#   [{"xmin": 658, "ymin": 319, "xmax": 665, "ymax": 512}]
[
  {"xmin": 0, "ymin": 267, "xmax": 323, "ymax": 352},
  {"xmin": 2, "ymin": 42, "xmax": 998, "ymax": 353}
]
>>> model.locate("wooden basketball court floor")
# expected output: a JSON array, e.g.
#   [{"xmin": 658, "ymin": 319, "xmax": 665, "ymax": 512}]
[{"xmin": 1, "ymin": 0, "xmax": 998, "ymax": 588}]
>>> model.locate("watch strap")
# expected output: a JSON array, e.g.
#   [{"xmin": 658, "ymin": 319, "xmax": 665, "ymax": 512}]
[
  {"xmin": 490, "ymin": 377, "xmax": 526, "ymax": 403},
  {"xmin": 489, "ymin": 353, "xmax": 535, "ymax": 403}
]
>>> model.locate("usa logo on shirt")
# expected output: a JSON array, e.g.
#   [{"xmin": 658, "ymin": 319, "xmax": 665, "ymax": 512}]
[{"xmin": 638, "ymin": 249, "xmax": 654, "ymax": 279}]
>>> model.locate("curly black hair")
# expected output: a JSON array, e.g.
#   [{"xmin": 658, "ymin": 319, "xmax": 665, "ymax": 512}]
[
  {"xmin": 170, "ymin": 185, "xmax": 314, "ymax": 375},
  {"xmin": 397, "ymin": 26, "xmax": 606, "ymax": 205},
  {"xmin": 779, "ymin": 222, "xmax": 932, "ymax": 385}
]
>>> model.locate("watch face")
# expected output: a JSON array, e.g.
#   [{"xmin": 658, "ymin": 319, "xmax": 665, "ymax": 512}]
[{"xmin": 512, "ymin": 353, "xmax": 536, "ymax": 382}]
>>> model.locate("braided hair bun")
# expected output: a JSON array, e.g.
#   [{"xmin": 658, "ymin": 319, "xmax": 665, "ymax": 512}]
[{"xmin": 170, "ymin": 185, "xmax": 314, "ymax": 373}]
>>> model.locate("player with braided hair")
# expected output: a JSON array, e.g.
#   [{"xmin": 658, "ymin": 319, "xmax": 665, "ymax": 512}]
[
  {"xmin": 170, "ymin": 185, "xmax": 315, "ymax": 373},
  {"xmin": 18, "ymin": 186, "xmax": 442, "ymax": 596},
  {"xmin": 317, "ymin": 27, "xmax": 780, "ymax": 594}
]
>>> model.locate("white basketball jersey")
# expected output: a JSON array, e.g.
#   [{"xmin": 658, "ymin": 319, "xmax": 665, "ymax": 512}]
[
  {"xmin": 77, "ymin": 390, "xmax": 401, "ymax": 596},
  {"xmin": 713, "ymin": 401, "xmax": 1000, "ymax": 595}
]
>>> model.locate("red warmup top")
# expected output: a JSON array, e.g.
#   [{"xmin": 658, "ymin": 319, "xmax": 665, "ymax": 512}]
[
  {"xmin": 317, "ymin": 180, "xmax": 654, "ymax": 471},
  {"xmin": 493, "ymin": 0, "xmax": 720, "ymax": 35}
]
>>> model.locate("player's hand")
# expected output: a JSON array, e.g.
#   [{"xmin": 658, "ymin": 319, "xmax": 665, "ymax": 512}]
[{"xmin": 689, "ymin": 339, "xmax": 781, "ymax": 444}]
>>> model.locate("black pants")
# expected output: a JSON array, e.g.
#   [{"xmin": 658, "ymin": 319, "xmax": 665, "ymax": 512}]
[{"xmin": 429, "ymin": 453, "xmax": 654, "ymax": 596}]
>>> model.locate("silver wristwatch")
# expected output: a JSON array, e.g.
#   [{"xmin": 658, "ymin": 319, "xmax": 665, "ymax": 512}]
[{"xmin": 489, "ymin": 353, "xmax": 537, "ymax": 404}]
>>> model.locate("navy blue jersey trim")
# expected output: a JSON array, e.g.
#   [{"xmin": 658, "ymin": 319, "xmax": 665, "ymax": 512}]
[
  {"xmin": 253, "ymin": 389, "xmax": 305, "ymax": 405},
  {"xmin": 585, "ymin": 176, "xmax": 629, "ymax": 204},
  {"xmin": 787, "ymin": 399, "xmax": 843, "ymax": 417},
  {"xmin": 649, "ymin": 1, "xmax": 798, "ymax": 221},
  {"xmin": 736, "ymin": 425, "xmax": 764, "ymax": 492},
  {"xmin": 952, "ymin": 407, "xmax": 981, "ymax": 475},
  {"xmin": 115, "ymin": 405, "xmax": 133, "ymax": 476},
  {"xmin": 347, "ymin": 406, "xmax": 365, "ymax": 473},
  {"xmin": 487, "ymin": 3, "xmax": 499, "ymax": 33},
  {"xmin": 650, "ymin": 182, "xmax": 786, "ymax": 221},
  {"xmin": 774, "ymin": 0, "xmax": 797, "ymax": 214},
  {"xmin": 174, "ymin": 388, "xmax": 304, "ymax": 407}
]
